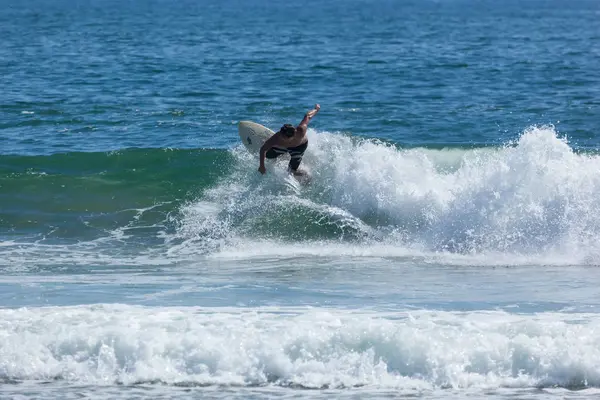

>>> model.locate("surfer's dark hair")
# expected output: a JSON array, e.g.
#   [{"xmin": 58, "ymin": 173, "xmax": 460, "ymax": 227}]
[{"xmin": 280, "ymin": 124, "xmax": 295, "ymax": 137}]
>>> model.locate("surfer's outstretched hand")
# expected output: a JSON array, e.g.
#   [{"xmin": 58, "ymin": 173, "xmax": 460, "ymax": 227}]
[{"xmin": 258, "ymin": 165, "xmax": 266, "ymax": 174}]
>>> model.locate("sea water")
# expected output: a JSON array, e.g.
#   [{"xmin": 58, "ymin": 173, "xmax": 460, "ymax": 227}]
[{"xmin": 2, "ymin": 0, "xmax": 600, "ymax": 398}]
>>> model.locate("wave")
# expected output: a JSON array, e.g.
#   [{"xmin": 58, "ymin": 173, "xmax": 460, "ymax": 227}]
[
  {"xmin": 0, "ymin": 148, "xmax": 228, "ymax": 245},
  {"xmin": 173, "ymin": 125, "xmax": 600, "ymax": 264},
  {"xmin": 0, "ymin": 304, "xmax": 599, "ymax": 391},
  {"xmin": 3, "ymin": 125, "xmax": 600, "ymax": 265}
]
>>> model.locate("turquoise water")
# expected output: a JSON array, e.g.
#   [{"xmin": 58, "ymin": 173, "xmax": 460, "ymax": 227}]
[{"xmin": 2, "ymin": 0, "xmax": 600, "ymax": 398}]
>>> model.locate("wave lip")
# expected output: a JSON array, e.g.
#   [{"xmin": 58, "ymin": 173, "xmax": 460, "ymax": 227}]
[{"xmin": 1, "ymin": 305, "xmax": 600, "ymax": 391}]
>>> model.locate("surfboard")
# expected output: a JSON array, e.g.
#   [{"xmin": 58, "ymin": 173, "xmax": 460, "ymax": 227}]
[{"xmin": 238, "ymin": 121, "xmax": 274, "ymax": 154}]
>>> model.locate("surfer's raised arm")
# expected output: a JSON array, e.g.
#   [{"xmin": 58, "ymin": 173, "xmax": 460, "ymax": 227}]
[{"xmin": 299, "ymin": 104, "xmax": 320, "ymax": 128}]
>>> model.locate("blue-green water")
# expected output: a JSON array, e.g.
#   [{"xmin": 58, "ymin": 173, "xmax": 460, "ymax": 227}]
[{"xmin": 2, "ymin": 0, "xmax": 600, "ymax": 399}]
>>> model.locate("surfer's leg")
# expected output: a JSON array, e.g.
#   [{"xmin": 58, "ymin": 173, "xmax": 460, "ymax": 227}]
[
  {"xmin": 287, "ymin": 142, "xmax": 308, "ymax": 172},
  {"xmin": 265, "ymin": 148, "xmax": 283, "ymax": 159}
]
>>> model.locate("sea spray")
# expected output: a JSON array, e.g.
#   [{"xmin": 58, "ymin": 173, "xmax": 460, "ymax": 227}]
[{"xmin": 179, "ymin": 126, "xmax": 600, "ymax": 263}]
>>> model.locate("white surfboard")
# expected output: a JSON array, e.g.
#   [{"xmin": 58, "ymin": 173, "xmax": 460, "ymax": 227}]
[{"xmin": 238, "ymin": 121, "xmax": 274, "ymax": 154}]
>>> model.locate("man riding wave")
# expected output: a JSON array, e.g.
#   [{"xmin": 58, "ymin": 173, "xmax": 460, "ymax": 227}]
[{"xmin": 258, "ymin": 104, "xmax": 320, "ymax": 176}]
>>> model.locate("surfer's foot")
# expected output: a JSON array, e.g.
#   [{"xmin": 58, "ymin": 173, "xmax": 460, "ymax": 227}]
[
  {"xmin": 290, "ymin": 169, "xmax": 311, "ymax": 185},
  {"xmin": 290, "ymin": 169, "xmax": 307, "ymax": 177}
]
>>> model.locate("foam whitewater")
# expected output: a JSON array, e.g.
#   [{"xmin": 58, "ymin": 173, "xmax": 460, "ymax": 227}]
[
  {"xmin": 2, "ymin": 125, "xmax": 600, "ymax": 266},
  {"xmin": 175, "ymin": 125, "xmax": 600, "ymax": 265},
  {"xmin": 0, "ymin": 304, "xmax": 599, "ymax": 391}
]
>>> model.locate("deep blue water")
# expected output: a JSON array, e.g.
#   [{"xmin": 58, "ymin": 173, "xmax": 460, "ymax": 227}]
[
  {"xmin": 2, "ymin": 0, "xmax": 600, "ymax": 155},
  {"xmin": 2, "ymin": 0, "xmax": 600, "ymax": 398}
]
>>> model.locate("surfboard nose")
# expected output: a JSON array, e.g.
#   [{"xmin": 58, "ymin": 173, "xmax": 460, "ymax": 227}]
[{"xmin": 238, "ymin": 121, "xmax": 275, "ymax": 154}]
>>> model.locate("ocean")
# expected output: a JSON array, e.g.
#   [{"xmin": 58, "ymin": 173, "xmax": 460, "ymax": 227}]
[{"xmin": 2, "ymin": 0, "xmax": 600, "ymax": 398}]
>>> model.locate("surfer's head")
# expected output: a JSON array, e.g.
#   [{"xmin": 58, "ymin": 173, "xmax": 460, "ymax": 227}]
[{"xmin": 279, "ymin": 124, "xmax": 295, "ymax": 137}]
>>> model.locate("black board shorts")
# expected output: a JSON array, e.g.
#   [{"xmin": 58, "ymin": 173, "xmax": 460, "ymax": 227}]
[{"xmin": 265, "ymin": 141, "xmax": 308, "ymax": 171}]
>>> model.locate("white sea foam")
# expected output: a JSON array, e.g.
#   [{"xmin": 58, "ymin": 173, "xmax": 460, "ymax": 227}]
[
  {"xmin": 1, "ymin": 305, "xmax": 599, "ymax": 391},
  {"xmin": 172, "ymin": 125, "xmax": 600, "ymax": 265}
]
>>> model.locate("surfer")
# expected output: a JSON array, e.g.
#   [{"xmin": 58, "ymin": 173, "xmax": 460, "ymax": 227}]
[{"xmin": 258, "ymin": 104, "xmax": 320, "ymax": 176}]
